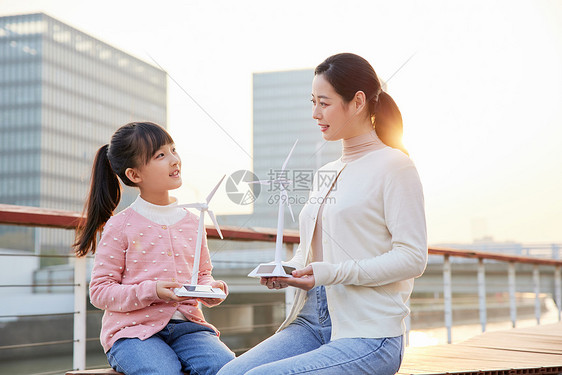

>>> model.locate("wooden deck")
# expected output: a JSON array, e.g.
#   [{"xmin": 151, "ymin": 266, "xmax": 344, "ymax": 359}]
[
  {"xmin": 398, "ymin": 322, "xmax": 562, "ymax": 375},
  {"xmin": 66, "ymin": 323, "xmax": 562, "ymax": 375}
]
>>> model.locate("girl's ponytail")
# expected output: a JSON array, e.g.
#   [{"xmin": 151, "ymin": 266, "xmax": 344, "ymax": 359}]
[
  {"xmin": 74, "ymin": 144, "xmax": 121, "ymax": 257},
  {"xmin": 374, "ymin": 91, "xmax": 408, "ymax": 156},
  {"xmin": 74, "ymin": 122, "xmax": 174, "ymax": 256}
]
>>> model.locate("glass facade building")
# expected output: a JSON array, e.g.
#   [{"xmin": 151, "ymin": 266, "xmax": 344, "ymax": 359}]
[
  {"xmin": 0, "ymin": 13, "xmax": 167, "ymax": 255},
  {"xmin": 220, "ymin": 69, "xmax": 340, "ymax": 230}
]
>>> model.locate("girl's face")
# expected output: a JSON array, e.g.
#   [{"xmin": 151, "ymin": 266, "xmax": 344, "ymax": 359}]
[{"xmin": 127, "ymin": 143, "xmax": 182, "ymax": 204}]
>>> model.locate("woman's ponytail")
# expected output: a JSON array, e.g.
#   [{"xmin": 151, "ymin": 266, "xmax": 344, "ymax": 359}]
[
  {"xmin": 74, "ymin": 144, "xmax": 121, "ymax": 257},
  {"xmin": 374, "ymin": 91, "xmax": 408, "ymax": 156}
]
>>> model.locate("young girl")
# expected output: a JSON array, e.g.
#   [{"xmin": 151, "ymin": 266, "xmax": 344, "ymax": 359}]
[{"xmin": 74, "ymin": 122, "xmax": 234, "ymax": 375}]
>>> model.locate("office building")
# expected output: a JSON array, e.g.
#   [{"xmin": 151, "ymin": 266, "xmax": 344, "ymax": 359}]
[
  {"xmin": 220, "ymin": 69, "xmax": 341, "ymax": 230},
  {"xmin": 0, "ymin": 13, "xmax": 167, "ymax": 256}
]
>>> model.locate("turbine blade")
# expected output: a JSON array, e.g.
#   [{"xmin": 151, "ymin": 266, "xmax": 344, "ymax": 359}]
[
  {"xmin": 177, "ymin": 203, "xmax": 205, "ymax": 209},
  {"xmin": 206, "ymin": 175, "xmax": 226, "ymax": 203},
  {"xmin": 287, "ymin": 201, "xmax": 295, "ymax": 222},
  {"xmin": 247, "ymin": 180, "xmax": 272, "ymax": 185},
  {"xmin": 281, "ymin": 139, "xmax": 298, "ymax": 172},
  {"xmin": 207, "ymin": 210, "xmax": 223, "ymax": 239},
  {"xmin": 281, "ymin": 188, "xmax": 295, "ymax": 222}
]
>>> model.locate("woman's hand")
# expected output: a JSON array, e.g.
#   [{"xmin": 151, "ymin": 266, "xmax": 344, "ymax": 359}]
[
  {"xmin": 260, "ymin": 265, "xmax": 316, "ymax": 291},
  {"xmin": 156, "ymin": 281, "xmax": 189, "ymax": 302}
]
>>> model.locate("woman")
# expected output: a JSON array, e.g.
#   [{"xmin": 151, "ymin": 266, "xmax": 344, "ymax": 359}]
[{"xmin": 218, "ymin": 53, "xmax": 427, "ymax": 375}]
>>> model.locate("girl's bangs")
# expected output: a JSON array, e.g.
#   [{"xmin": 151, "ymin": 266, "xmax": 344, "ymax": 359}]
[{"xmin": 134, "ymin": 123, "xmax": 175, "ymax": 165}]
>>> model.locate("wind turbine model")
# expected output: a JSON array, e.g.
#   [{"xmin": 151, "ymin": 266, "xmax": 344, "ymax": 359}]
[
  {"xmin": 174, "ymin": 175, "xmax": 227, "ymax": 299},
  {"xmin": 248, "ymin": 140, "xmax": 298, "ymax": 278}
]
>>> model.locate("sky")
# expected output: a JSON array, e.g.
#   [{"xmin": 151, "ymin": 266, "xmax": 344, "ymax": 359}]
[{"xmin": 2, "ymin": 0, "xmax": 562, "ymax": 245}]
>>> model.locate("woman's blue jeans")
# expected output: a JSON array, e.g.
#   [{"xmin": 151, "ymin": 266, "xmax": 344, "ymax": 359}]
[
  {"xmin": 106, "ymin": 320, "xmax": 234, "ymax": 375},
  {"xmin": 217, "ymin": 286, "xmax": 403, "ymax": 375}
]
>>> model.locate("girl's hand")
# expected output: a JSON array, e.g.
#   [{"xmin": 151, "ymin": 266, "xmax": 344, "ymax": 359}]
[
  {"xmin": 198, "ymin": 281, "xmax": 227, "ymax": 306},
  {"xmin": 156, "ymin": 281, "xmax": 188, "ymax": 302},
  {"xmin": 260, "ymin": 265, "xmax": 316, "ymax": 291}
]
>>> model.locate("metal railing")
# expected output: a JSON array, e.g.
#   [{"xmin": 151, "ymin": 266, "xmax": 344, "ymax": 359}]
[
  {"xmin": 1, "ymin": 204, "xmax": 562, "ymax": 373},
  {"xmin": 422, "ymin": 247, "xmax": 562, "ymax": 343},
  {"xmin": 0, "ymin": 203, "xmax": 300, "ymax": 373}
]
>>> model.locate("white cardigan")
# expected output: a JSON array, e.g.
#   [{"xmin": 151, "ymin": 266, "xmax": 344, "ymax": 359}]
[{"xmin": 280, "ymin": 146, "xmax": 428, "ymax": 340}]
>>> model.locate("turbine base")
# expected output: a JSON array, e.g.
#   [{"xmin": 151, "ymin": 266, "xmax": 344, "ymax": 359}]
[
  {"xmin": 248, "ymin": 263, "xmax": 295, "ymax": 278},
  {"xmin": 174, "ymin": 284, "xmax": 226, "ymax": 299}
]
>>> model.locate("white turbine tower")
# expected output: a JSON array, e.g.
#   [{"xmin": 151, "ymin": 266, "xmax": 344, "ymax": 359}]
[
  {"xmin": 248, "ymin": 139, "xmax": 298, "ymax": 278},
  {"xmin": 174, "ymin": 175, "xmax": 227, "ymax": 299}
]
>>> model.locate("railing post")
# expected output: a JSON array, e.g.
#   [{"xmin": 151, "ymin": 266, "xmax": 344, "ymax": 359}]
[
  {"xmin": 405, "ymin": 298, "xmax": 411, "ymax": 347},
  {"xmin": 284, "ymin": 243, "xmax": 296, "ymax": 318},
  {"xmin": 443, "ymin": 255, "xmax": 452, "ymax": 344},
  {"xmin": 73, "ymin": 256, "xmax": 87, "ymax": 371},
  {"xmin": 533, "ymin": 265, "xmax": 540, "ymax": 325},
  {"xmin": 508, "ymin": 262, "xmax": 517, "ymax": 328},
  {"xmin": 477, "ymin": 258, "xmax": 487, "ymax": 332},
  {"xmin": 554, "ymin": 266, "xmax": 562, "ymax": 321}
]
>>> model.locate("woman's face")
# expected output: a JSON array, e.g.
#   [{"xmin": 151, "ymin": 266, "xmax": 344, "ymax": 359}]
[{"xmin": 311, "ymin": 74, "xmax": 357, "ymax": 141}]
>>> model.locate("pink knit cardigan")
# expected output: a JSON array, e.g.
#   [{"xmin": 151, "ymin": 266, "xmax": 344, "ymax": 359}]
[{"xmin": 89, "ymin": 207, "xmax": 226, "ymax": 352}]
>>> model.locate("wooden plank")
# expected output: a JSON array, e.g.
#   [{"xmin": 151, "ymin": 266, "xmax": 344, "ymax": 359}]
[
  {"xmin": 208, "ymin": 225, "xmax": 299, "ymax": 243},
  {"xmin": 430, "ymin": 246, "xmax": 562, "ymax": 266},
  {"xmin": 398, "ymin": 322, "xmax": 562, "ymax": 375},
  {"xmin": 0, "ymin": 204, "xmax": 83, "ymax": 229},
  {"xmin": 400, "ymin": 348, "xmax": 562, "ymax": 373}
]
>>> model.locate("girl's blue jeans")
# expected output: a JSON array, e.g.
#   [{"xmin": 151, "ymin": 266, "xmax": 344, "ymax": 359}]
[
  {"xmin": 217, "ymin": 286, "xmax": 404, "ymax": 375},
  {"xmin": 106, "ymin": 320, "xmax": 234, "ymax": 375}
]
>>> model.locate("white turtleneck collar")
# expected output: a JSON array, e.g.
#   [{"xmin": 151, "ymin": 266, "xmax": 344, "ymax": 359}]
[
  {"xmin": 341, "ymin": 129, "xmax": 387, "ymax": 163},
  {"xmin": 129, "ymin": 195, "xmax": 187, "ymax": 226}
]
